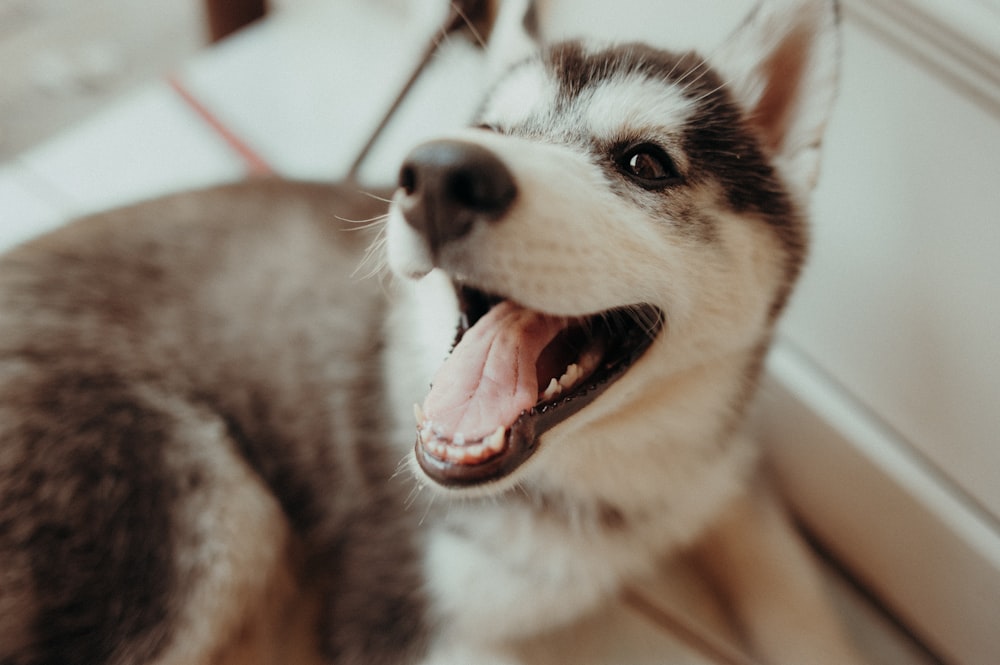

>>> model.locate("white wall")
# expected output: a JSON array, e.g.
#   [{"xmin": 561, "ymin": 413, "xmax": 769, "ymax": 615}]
[{"xmin": 757, "ymin": 1, "xmax": 1000, "ymax": 663}]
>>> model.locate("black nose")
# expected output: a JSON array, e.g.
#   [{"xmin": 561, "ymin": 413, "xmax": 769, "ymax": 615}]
[{"xmin": 397, "ymin": 139, "xmax": 517, "ymax": 255}]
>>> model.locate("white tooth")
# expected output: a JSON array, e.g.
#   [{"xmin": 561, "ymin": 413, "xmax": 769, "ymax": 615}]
[
  {"xmin": 413, "ymin": 403, "xmax": 425, "ymax": 426},
  {"xmin": 580, "ymin": 348, "xmax": 602, "ymax": 374},
  {"xmin": 541, "ymin": 377, "xmax": 562, "ymax": 400},
  {"xmin": 484, "ymin": 426, "xmax": 506, "ymax": 452},
  {"xmin": 453, "ymin": 432, "xmax": 465, "ymax": 446},
  {"xmin": 430, "ymin": 441, "xmax": 448, "ymax": 459},
  {"xmin": 558, "ymin": 363, "xmax": 581, "ymax": 389},
  {"xmin": 433, "ymin": 424, "xmax": 446, "ymax": 438},
  {"xmin": 450, "ymin": 443, "xmax": 486, "ymax": 465}
]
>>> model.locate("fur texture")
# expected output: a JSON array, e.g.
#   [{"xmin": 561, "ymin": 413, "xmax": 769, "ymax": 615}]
[{"xmin": 0, "ymin": 1, "xmax": 861, "ymax": 664}]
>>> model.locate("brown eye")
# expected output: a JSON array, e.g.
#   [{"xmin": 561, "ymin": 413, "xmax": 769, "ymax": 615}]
[{"xmin": 616, "ymin": 143, "xmax": 679, "ymax": 189}]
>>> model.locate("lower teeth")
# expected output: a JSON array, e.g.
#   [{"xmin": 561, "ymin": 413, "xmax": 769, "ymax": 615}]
[
  {"xmin": 541, "ymin": 378, "xmax": 563, "ymax": 401},
  {"xmin": 415, "ymin": 417, "xmax": 507, "ymax": 464}
]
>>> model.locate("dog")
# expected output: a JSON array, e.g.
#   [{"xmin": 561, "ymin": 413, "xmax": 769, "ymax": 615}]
[{"xmin": 0, "ymin": 0, "xmax": 863, "ymax": 663}]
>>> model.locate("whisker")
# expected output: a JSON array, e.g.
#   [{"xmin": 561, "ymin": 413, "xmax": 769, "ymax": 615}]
[
  {"xmin": 627, "ymin": 305, "xmax": 665, "ymax": 338},
  {"xmin": 675, "ymin": 37, "xmax": 747, "ymax": 107},
  {"xmin": 391, "ymin": 451, "xmax": 413, "ymax": 481},
  {"xmin": 335, "ymin": 213, "xmax": 389, "ymax": 232},
  {"xmin": 663, "ymin": 51, "xmax": 688, "ymax": 83},
  {"xmin": 352, "ymin": 230, "xmax": 389, "ymax": 280},
  {"xmin": 675, "ymin": 61, "xmax": 715, "ymax": 94},
  {"xmin": 419, "ymin": 488, "xmax": 438, "ymax": 525},
  {"xmin": 358, "ymin": 190, "xmax": 394, "ymax": 204},
  {"xmin": 405, "ymin": 482, "xmax": 423, "ymax": 511},
  {"xmin": 686, "ymin": 73, "xmax": 739, "ymax": 108}
]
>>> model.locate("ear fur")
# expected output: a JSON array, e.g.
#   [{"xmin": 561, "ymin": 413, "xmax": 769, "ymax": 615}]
[{"xmin": 710, "ymin": 0, "xmax": 841, "ymax": 196}]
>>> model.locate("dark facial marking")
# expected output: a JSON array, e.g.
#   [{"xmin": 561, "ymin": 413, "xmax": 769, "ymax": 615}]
[{"xmin": 542, "ymin": 41, "xmax": 807, "ymax": 318}]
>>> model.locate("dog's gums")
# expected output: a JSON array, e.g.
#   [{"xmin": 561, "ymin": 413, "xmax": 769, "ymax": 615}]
[{"xmin": 414, "ymin": 285, "xmax": 663, "ymax": 487}]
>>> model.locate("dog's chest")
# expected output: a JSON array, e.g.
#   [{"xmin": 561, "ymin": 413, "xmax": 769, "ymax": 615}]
[{"xmin": 418, "ymin": 500, "xmax": 653, "ymax": 643}]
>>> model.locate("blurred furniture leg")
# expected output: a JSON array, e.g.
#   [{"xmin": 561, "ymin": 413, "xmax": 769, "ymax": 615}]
[{"xmin": 205, "ymin": 0, "xmax": 268, "ymax": 42}]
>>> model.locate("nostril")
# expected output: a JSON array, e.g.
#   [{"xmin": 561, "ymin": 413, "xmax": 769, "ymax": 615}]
[
  {"xmin": 447, "ymin": 171, "xmax": 485, "ymax": 210},
  {"xmin": 446, "ymin": 159, "xmax": 516, "ymax": 216},
  {"xmin": 399, "ymin": 164, "xmax": 417, "ymax": 196},
  {"xmin": 400, "ymin": 141, "xmax": 516, "ymax": 213}
]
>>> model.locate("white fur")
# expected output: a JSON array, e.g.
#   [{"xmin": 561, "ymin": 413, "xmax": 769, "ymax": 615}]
[
  {"xmin": 484, "ymin": 0, "xmax": 541, "ymax": 78},
  {"xmin": 582, "ymin": 75, "xmax": 695, "ymax": 153},
  {"xmin": 382, "ymin": 270, "xmax": 457, "ymax": 454},
  {"xmin": 386, "ymin": 1, "xmax": 862, "ymax": 662},
  {"xmin": 478, "ymin": 60, "xmax": 556, "ymax": 131}
]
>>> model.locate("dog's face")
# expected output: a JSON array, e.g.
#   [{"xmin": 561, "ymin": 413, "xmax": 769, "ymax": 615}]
[{"xmin": 386, "ymin": 0, "xmax": 839, "ymax": 493}]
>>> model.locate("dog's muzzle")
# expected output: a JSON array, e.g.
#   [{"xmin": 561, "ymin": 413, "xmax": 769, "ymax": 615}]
[
  {"xmin": 391, "ymin": 139, "xmax": 665, "ymax": 489},
  {"xmin": 397, "ymin": 139, "xmax": 517, "ymax": 258}
]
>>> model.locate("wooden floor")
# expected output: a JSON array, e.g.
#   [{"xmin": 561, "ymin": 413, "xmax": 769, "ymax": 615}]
[{"xmin": 0, "ymin": 0, "xmax": 204, "ymax": 159}]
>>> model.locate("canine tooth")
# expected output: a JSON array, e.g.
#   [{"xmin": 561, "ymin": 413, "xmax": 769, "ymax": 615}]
[
  {"xmin": 541, "ymin": 378, "xmax": 562, "ymax": 400},
  {"xmin": 413, "ymin": 403, "xmax": 425, "ymax": 426},
  {"xmin": 558, "ymin": 363, "xmax": 582, "ymax": 389}
]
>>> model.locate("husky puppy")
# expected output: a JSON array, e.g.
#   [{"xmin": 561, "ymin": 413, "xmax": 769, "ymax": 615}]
[{"xmin": 0, "ymin": 1, "xmax": 861, "ymax": 663}]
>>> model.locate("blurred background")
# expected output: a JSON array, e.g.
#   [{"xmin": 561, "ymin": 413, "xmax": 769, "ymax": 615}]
[
  {"xmin": 0, "ymin": 0, "xmax": 340, "ymax": 158},
  {"xmin": 0, "ymin": 0, "xmax": 200, "ymax": 158}
]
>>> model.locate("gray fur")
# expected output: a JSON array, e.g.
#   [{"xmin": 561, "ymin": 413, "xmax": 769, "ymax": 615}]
[{"xmin": 0, "ymin": 181, "xmax": 429, "ymax": 665}]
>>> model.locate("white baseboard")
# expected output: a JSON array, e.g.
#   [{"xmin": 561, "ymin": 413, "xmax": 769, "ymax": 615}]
[
  {"xmin": 844, "ymin": 0, "xmax": 1000, "ymax": 113},
  {"xmin": 755, "ymin": 340, "xmax": 1000, "ymax": 664}
]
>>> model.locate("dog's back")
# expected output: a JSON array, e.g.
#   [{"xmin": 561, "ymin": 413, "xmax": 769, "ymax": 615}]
[{"xmin": 0, "ymin": 181, "xmax": 432, "ymax": 665}]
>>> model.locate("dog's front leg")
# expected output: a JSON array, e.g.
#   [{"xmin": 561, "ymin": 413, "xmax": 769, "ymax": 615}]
[{"xmin": 694, "ymin": 481, "xmax": 866, "ymax": 665}]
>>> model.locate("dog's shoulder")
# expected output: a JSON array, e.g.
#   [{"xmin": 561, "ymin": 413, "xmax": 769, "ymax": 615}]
[{"xmin": 0, "ymin": 180, "xmax": 433, "ymax": 665}]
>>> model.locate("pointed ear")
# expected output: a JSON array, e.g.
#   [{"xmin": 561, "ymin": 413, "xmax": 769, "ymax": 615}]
[{"xmin": 710, "ymin": 0, "xmax": 840, "ymax": 195}]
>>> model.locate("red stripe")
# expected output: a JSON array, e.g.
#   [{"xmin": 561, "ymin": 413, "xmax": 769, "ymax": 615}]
[{"xmin": 166, "ymin": 75, "xmax": 274, "ymax": 176}]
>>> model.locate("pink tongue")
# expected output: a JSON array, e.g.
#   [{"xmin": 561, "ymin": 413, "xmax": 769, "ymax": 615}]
[{"xmin": 422, "ymin": 301, "xmax": 567, "ymax": 442}]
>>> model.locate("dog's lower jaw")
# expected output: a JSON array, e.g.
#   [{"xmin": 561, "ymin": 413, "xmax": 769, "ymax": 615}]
[{"xmin": 412, "ymin": 343, "xmax": 762, "ymax": 647}]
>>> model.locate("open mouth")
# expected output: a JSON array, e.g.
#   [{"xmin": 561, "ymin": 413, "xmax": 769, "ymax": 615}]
[{"xmin": 414, "ymin": 283, "xmax": 663, "ymax": 487}]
